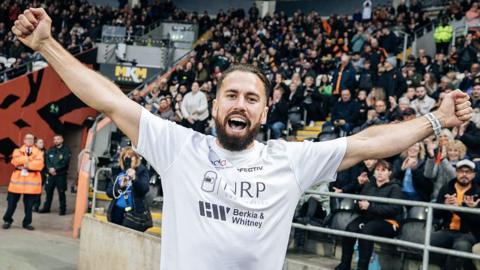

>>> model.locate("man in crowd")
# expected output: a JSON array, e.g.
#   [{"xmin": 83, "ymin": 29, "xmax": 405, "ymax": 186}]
[
  {"xmin": 12, "ymin": 8, "xmax": 473, "ymax": 270},
  {"xmin": 39, "ymin": 134, "xmax": 71, "ymax": 215},
  {"xmin": 3, "ymin": 133, "xmax": 44, "ymax": 230},
  {"xmin": 411, "ymin": 85, "xmax": 436, "ymax": 116},
  {"xmin": 331, "ymin": 89, "xmax": 358, "ymax": 135},
  {"xmin": 332, "ymin": 54, "xmax": 356, "ymax": 96},
  {"xmin": 181, "ymin": 81, "xmax": 209, "ymax": 132},
  {"xmin": 267, "ymin": 87, "xmax": 288, "ymax": 139},
  {"xmin": 472, "ymin": 83, "xmax": 480, "ymax": 109},
  {"xmin": 431, "ymin": 159, "xmax": 479, "ymax": 270}
]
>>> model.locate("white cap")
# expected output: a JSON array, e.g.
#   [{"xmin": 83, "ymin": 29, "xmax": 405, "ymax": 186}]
[{"xmin": 456, "ymin": 159, "xmax": 476, "ymax": 170}]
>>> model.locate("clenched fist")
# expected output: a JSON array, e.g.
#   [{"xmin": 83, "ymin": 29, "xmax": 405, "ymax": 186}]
[{"xmin": 11, "ymin": 8, "xmax": 52, "ymax": 51}]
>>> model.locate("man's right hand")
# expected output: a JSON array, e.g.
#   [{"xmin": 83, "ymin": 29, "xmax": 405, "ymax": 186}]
[{"xmin": 11, "ymin": 8, "xmax": 52, "ymax": 51}]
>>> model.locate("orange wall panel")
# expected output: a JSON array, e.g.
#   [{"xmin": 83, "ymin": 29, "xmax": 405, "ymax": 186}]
[{"xmin": 0, "ymin": 66, "xmax": 98, "ymax": 185}]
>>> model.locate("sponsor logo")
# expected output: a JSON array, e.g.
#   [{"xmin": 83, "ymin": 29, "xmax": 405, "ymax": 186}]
[
  {"xmin": 114, "ymin": 66, "xmax": 148, "ymax": 83},
  {"xmin": 201, "ymin": 171, "xmax": 217, "ymax": 193},
  {"xmin": 210, "ymin": 159, "xmax": 227, "ymax": 168},
  {"xmin": 198, "ymin": 201, "xmax": 230, "ymax": 221},
  {"xmin": 237, "ymin": 166, "xmax": 263, "ymax": 173}
]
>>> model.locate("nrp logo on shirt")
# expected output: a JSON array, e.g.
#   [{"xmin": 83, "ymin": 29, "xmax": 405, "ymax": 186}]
[{"xmin": 201, "ymin": 171, "xmax": 266, "ymax": 199}]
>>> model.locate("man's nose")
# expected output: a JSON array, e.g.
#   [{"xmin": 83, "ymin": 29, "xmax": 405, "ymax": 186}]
[{"xmin": 232, "ymin": 96, "xmax": 247, "ymax": 110}]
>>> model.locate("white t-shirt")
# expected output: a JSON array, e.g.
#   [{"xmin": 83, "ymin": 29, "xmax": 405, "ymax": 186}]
[{"xmin": 135, "ymin": 109, "xmax": 347, "ymax": 270}]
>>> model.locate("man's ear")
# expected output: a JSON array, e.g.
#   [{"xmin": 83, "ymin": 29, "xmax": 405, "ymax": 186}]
[
  {"xmin": 260, "ymin": 105, "xmax": 268, "ymax": 125},
  {"xmin": 212, "ymin": 99, "xmax": 218, "ymax": 119}
]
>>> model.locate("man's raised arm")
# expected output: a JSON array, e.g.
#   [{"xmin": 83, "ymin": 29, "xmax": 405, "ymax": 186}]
[
  {"xmin": 12, "ymin": 8, "xmax": 142, "ymax": 145},
  {"xmin": 338, "ymin": 90, "xmax": 473, "ymax": 171}
]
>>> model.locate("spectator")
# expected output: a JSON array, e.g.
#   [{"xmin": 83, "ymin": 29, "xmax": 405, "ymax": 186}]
[
  {"xmin": 286, "ymin": 81, "xmax": 304, "ymax": 130},
  {"xmin": 434, "ymin": 19, "xmax": 453, "ymax": 55},
  {"xmin": 106, "ymin": 147, "xmax": 150, "ymax": 232},
  {"xmin": 453, "ymin": 110, "xmax": 480, "ymax": 159},
  {"xmin": 303, "ymin": 75, "xmax": 328, "ymax": 123},
  {"xmin": 267, "ymin": 87, "xmax": 288, "ymax": 139},
  {"xmin": 335, "ymin": 160, "xmax": 403, "ymax": 270},
  {"xmin": 331, "ymin": 54, "xmax": 356, "ymax": 96},
  {"xmin": 431, "ymin": 159, "xmax": 479, "ymax": 270},
  {"xmin": 331, "ymin": 89, "xmax": 358, "ymax": 135},
  {"xmin": 362, "ymin": 0, "xmax": 372, "ymax": 22},
  {"xmin": 393, "ymin": 142, "xmax": 432, "ymax": 201},
  {"xmin": 181, "ymin": 81, "xmax": 209, "ymax": 132},
  {"xmin": 465, "ymin": 2, "xmax": 480, "ymax": 30},
  {"xmin": 173, "ymin": 93, "xmax": 185, "ymax": 124},
  {"xmin": 411, "ymin": 85, "xmax": 436, "ymax": 116},
  {"xmin": 425, "ymin": 139, "xmax": 467, "ymax": 201},
  {"xmin": 157, "ymin": 97, "xmax": 175, "ymax": 121},
  {"xmin": 471, "ymin": 83, "xmax": 480, "ymax": 109}
]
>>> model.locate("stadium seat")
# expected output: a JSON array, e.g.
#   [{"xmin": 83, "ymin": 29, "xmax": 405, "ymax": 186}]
[
  {"xmin": 328, "ymin": 198, "xmax": 360, "ymax": 231},
  {"xmin": 397, "ymin": 206, "xmax": 429, "ymax": 268},
  {"xmin": 0, "ymin": 56, "xmax": 7, "ymax": 66},
  {"xmin": 5, "ymin": 58, "xmax": 16, "ymax": 68}
]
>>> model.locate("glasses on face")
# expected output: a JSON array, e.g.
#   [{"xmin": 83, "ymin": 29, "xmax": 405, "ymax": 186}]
[{"xmin": 457, "ymin": 169, "xmax": 474, "ymax": 175}]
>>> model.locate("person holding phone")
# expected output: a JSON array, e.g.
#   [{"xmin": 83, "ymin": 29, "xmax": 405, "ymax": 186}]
[{"xmin": 106, "ymin": 147, "xmax": 149, "ymax": 230}]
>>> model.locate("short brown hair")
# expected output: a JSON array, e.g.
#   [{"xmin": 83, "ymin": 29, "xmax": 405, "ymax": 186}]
[
  {"xmin": 217, "ymin": 64, "xmax": 272, "ymax": 101},
  {"xmin": 375, "ymin": 159, "xmax": 392, "ymax": 171}
]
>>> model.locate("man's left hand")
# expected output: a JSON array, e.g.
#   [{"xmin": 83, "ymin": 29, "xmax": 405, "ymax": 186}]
[{"xmin": 435, "ymin": 90, "xmax": 473, "ymax": 128}]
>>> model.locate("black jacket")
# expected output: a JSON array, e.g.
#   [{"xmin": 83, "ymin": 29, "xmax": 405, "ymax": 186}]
[
  {"xmin": 357, "ymin": 179, "xmax": 404, "ymax": 224},
  {"xmin": 434, "ymin": 179, "xmax": 480, "ymax": 240},
  {"xmin": 267, "ymin": 100, "xmax": 288, "ymax": 125},
  {"xmin": 331, "ymin": 99, "xmax": 358, "ymax": 126},
  {"xmin": 392, "ymin": 158, "xmax": 433, "ymax": 202},
  {"xmin": 458, "ymin": 121, "xmax": 480, "ymax": 158},
  {"xmin": 107, "ymin": 164, "xmax": 150, "ymax": 215},
  {"xmin": 45, "ymin": 145, "xmax": 71, "ymax": 176}
]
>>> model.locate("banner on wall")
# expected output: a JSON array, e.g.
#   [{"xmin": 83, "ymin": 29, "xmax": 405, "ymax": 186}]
[{"xmin": 100, "ymin": 64, "xmax": 162, "ymax": 84}]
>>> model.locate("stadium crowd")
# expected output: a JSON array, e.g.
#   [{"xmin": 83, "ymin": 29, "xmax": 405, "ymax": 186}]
[
  {"xmin": 131, "ymin": 1, "xmax": 480, "ymax": 269},
  {"xmin": 0, "ymin": 0, "xmax": 181, "ymax": 81}
]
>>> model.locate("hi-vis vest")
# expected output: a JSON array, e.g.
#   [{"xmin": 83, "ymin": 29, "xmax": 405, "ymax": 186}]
[{"xmin": 8, "ymin": 145, "xmax": 44, "ymax": 194}]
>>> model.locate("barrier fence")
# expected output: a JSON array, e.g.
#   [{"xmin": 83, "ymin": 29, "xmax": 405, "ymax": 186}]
[{"xmin": 293, "ymin": 190, "xmax": 480, "ymax": 270}]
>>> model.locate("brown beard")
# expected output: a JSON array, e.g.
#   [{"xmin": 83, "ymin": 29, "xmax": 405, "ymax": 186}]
[{"xmin": 214, "ymin": 115, "xmax": 261, "ymax": 151}]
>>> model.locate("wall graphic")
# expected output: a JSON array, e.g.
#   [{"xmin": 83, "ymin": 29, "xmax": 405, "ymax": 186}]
[{"xmin": 0, "ymin": 66, "xmax": 98, "ymax": 185}]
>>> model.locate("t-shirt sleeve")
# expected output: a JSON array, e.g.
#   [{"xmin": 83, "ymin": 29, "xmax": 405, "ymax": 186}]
[
  {"xmin": 134, "ymin": 108, "xmax": 193, "ymax": 174},
  {"xmin": 287, "ymin": 137, "xmax": 347, "ymax": 191}
]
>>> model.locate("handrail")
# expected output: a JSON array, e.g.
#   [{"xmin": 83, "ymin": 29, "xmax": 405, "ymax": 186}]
[
  {"xmin": 308, "ymin": 190, "xmax": 480, "ymax": 214},
  {"xmin": 91, "ymin": 167, "xmax": 112, "ymax": 216},
  {"xmin": 297, "ymin": 190, "xmax": 480, "ymax": 270}
]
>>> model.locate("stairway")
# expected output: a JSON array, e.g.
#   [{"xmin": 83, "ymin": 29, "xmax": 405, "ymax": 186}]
[{"xmin": 294, "ymin": 121, "xmax": 325, "ymax": 142}]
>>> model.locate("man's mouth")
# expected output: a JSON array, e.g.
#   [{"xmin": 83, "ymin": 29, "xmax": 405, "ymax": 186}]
[{"xmin": 227, "ymin": 116, "xmax": 248, "ymax": 131}]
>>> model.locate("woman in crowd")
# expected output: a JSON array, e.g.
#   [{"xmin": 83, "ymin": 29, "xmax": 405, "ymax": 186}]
[
  {"xmin": 424, "ymin": 138, "xmax": 467, "ymax": 201},
  {"xmin": 393, "ymin": 142, "xmax": 432, "ymax": 201},
  {"xmin": 335, "ymin": 160, "xmax": 403, "ymax": 270},
  {"xmin": 106, "ymin": 147, "xmax": 150, "ymax": 232}
]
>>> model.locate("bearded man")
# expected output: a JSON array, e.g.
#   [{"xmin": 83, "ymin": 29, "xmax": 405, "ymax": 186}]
[{"xmin": 11, "ymin": 8, "xmax": 474, "ymax": 270}]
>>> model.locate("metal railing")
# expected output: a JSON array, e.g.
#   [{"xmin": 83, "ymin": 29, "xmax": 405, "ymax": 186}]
[
  {"xmin": 293, "ymin": 190, "xmax": 480, "ymax": 270},
  {"xmin": 91, "ymin": 167, "xmax": 112, "ymax": 215}
]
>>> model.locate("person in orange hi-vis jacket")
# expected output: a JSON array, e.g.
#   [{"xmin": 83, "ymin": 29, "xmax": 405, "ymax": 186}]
[{"xmin": 2, "ymin": 133, "xmax": 44, "ymax": 230}]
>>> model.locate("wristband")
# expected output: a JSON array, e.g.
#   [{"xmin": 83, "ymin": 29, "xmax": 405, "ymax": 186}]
[{"xmin": 425, "ymin": 113, "xmax": 442, "ymax": 137}]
